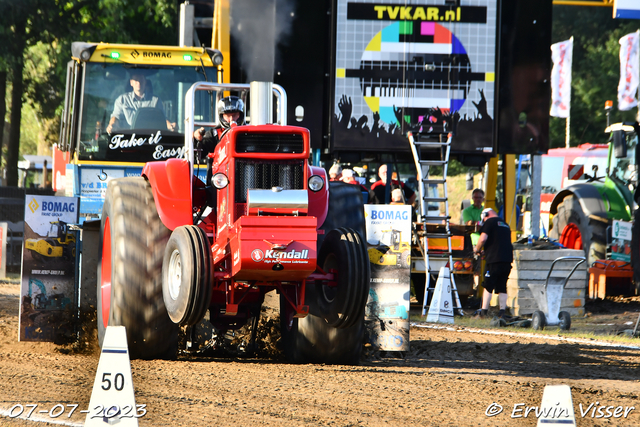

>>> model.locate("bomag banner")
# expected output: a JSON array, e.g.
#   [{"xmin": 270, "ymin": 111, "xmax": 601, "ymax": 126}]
[
  {"xmin": 364, "ymin": 204, "xmax": 411, "ymax": 352},
  {"xmin": 19, "ymin": 196, "xmax": 79, "ymax": 342},
  {"xmin": 333, "ymin": 0, "xmax": 497, "ymax": 155}
]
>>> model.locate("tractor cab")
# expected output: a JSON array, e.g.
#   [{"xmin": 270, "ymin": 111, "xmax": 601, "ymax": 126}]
[
  {"xmin": 606, "ymin": 122, "xmax": 639, "ymax": 197},
  {"xmin": 62, "ymin": 43, "xmax": 223, "ymax": 164}
]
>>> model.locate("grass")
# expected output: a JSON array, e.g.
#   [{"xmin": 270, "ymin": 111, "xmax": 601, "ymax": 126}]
[
  {"xmin": 0, "ymin": 273, "xmax": 21, "ymax": 284},
  {"xmin": 429, "ymin": 172, "xmax": 483, "ymax": 225},
  {"xmin": 410, "ymin": 311, "xmax": 640, "ymax": 346}
]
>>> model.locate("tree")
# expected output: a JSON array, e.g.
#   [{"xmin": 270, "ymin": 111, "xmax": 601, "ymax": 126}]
[
  {"xmin": 0, "ymin": 19, "xmax": 8, "ymax": 169},
  {"xmin": 1, "ymin": 1, "xmax": 81, "ymax": 186},
  {"xmin": 551, "ymin": 6, "xmax": 639, "ymax": 148},
  {"xmin": 0, "ymin": 0, "xmax": 178, "ymax": 186}
]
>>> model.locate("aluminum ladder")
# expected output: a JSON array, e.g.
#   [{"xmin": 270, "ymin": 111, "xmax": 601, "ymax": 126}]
[{"xmin": 408, "ymin": 132, "xmax": 464, "ymax": 316}]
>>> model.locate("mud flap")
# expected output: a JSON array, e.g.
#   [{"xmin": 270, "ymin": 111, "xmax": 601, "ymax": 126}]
[{"xmin": 80, "ymin": 219, "xmax": 101, "ymax": 314}]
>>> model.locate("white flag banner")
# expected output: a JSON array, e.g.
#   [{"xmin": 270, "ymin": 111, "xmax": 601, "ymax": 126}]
[
  {"xmin": 550, "ymin": 38, "xmax": 573, "ymax": 118},
  {"xmin": 618, "ymin": 32, "xmax": 639, "ymax": 111}
]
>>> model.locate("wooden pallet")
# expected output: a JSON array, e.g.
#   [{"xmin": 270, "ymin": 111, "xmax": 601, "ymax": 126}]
[{"xmin": 506, "ymin": 249, "xmax": 587, "ymax": 316}]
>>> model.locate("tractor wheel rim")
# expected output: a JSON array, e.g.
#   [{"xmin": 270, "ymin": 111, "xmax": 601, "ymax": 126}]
[
  {"xmin": 100, "ymin": 218, "xmax": 112, "ymax": 329},
  {"xmin": 560, "ymin": 223, "xmax": 582, "ymax": 250},
  {"xmin": 168, "ymin": 249, "xmax": 182, "ymax": 301}
]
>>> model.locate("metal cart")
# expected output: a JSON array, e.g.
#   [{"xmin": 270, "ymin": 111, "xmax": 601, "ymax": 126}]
[{"xmin": 527, "ymin": 256, "xmax": 586, "ymax": 331}]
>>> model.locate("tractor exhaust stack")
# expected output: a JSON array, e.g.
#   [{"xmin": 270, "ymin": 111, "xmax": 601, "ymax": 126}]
[{"xmin": 250, "ymin": 81, "xmax": 273, "ymax": 125}]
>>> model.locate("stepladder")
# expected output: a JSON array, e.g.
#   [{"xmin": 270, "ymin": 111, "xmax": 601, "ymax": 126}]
[{"xmin": 408, "ymin": 132, "xmax": 469, "ymax": 316}]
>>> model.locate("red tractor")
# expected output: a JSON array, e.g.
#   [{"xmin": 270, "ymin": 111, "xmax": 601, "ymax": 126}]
[{"xmin": 96, "ymin": 82, "xmax": 370, "ymax": 364}]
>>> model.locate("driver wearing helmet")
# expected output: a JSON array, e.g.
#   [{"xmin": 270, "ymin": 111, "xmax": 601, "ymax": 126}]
[{"xmin": 193, "ymin": 96, "xmax": 245, "ymax": 155}]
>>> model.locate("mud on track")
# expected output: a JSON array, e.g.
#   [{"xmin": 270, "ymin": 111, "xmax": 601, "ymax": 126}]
[{"xmin": 1, "ymin": 282, "xmax": 639, "ymax": 426}]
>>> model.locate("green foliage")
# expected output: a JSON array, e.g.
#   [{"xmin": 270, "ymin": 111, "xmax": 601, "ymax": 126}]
[
  {"xmin": 94, "ymin": 0, "xmax": 178, "ymax": 45},
  {"xmin": 448, "ymin": 158, "xmax": 469, "ymax": 176},
  {"xmin": 428, "ymin": 158, "xmax": 469, "ymax": 177},
  {"xmin": 550, "ymin": 6, "xmax": 640, "ymax": 148},
  {"xmin": 24, "ymin": 42, "xmax": 65, "ymax": 119},
  {"xmin": 15, "ymin": 0, "xmax": 179, "ymax": 122},
  {"xmin": 0, "ymin": 0, "xmax": 179, "ymax": 174},
  {"xmin": 19, "ymin": 103, "xmax": 40, "ymax": 158}
]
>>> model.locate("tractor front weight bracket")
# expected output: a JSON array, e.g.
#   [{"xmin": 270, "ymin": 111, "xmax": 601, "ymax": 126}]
[
  {"xmin": 224, "ymin": 281, "xmax": 256, "ymax": 316},
  {"xmin": 275, "ymin": 281, "xmax": 309, "ymax": 318}
]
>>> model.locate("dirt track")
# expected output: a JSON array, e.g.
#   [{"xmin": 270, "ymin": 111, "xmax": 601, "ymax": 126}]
[{"xmin": 1, "ymin": 281, "xmax": 639, "ymax": 426}]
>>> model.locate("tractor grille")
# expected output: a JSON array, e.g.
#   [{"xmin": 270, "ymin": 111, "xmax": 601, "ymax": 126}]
[
  {"xmin": 235, "ymin": 159, "xmax": 305, "ymax": 203},
  {"xmin": 235, "ymin": 132, "xmax": 304, "ymax": 154}
]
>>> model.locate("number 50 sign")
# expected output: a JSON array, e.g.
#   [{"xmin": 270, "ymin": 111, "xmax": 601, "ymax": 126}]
[{"xmin": 86, "ymin": 326, "xmax": 140, "ymax": 426}]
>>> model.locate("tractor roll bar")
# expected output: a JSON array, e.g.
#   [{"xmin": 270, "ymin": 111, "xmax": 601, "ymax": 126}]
[{"xmin": 184, "ymin": 81, "xmax": 288, "ymax": 168}]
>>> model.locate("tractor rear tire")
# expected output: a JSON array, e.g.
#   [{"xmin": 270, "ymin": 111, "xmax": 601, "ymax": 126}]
[
  {"xmin": 315, "ymin": 228, "xmax": 369, "ymax": 329},
  {"xmin": 280, "ymin": 182, "xmax": 368, "ymax": 364},
  {"xmin": 97, "ymin": 177, "xmax": 178, "ymax": 360},
  {"xmin": 280, "ymin": 292, "xmax": 366, "ymax": 365},
  {"xmin": 550, "ymin": 194, "xmax": 606, "ymax": 268}
]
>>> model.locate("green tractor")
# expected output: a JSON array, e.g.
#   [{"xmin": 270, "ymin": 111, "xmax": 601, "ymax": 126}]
[{"xmin": 549, "ymin": 121, "xmax": 639, "ymax": 290}]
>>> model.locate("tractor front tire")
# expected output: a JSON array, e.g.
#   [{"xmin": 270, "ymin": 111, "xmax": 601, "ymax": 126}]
[
  {"xmin": 97, "ymin": 177, "xmax": 178, "ymax": 360},
  {"xmin": 162, "ymin": 225, "xmax": 212, "ymax": 326},
  {"xmin": 550, "ymin": 194, "xmax": 606, "ymax": 268}
]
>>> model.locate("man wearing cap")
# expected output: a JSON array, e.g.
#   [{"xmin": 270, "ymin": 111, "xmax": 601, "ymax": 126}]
[
  {"xmin": 473, "ymin": 208, "xmax": 513, "ymax": 318},
  {"xmin": 107, "ymin": 71, "xmax": 176, "ymax": 133}
]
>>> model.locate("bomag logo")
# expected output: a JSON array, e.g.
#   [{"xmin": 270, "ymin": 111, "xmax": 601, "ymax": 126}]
[
  {"xmin": 143, "ymin": 52, "xmax": 172, "ymax": 59},
  {"xmin": 265, "ymin": 249, "xmax": 309, "ymax": 260},
  {"xmin": 28, "ymin": 198, "xmax": 39, "ymax": 213},
  {"xmin": 42, "ymin": 201, "xmax": 75, "ymax": 213}
]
